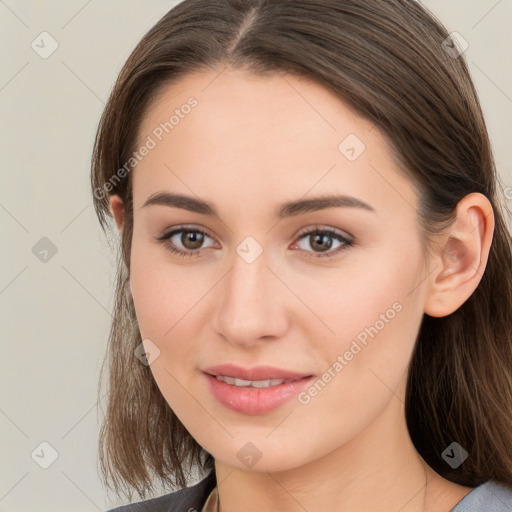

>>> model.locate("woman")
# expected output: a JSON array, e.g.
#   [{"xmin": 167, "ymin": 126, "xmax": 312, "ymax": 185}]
[{"xmin": 91, "ymin": 1, "xmax": 512, "ymax": 510}]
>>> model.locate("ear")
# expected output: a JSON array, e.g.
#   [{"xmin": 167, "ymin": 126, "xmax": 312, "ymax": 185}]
[
  {"xmin": 424, "ymin": 192, "xmax": 494, "ymax": 317},
  {"xmin": 109, "ymin": 194, "xmax": 125, "ymax": 232}
]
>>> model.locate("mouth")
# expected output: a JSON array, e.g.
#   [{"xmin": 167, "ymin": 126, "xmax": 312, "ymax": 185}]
[{"xmin": 202, "ymin": 365, "xmax": 314, "ymax": 415}]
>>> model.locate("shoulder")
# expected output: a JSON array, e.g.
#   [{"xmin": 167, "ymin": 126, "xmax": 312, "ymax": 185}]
[
  {"xmin": 450, "ymin": 480, "xmax": 512, "ymax": 511},
  {"xmin": 104, "ymin": 470, "xmax": 217, "ymax": 512}
]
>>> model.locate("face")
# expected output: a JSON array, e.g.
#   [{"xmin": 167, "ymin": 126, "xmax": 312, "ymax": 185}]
[{"xmin": 126, "ymin": 68, "xmax": 430, "ymax": 472}]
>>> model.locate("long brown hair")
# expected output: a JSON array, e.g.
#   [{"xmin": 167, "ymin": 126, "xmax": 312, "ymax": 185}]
[{"xmin": 91, "ymin": 0, "xmax": 512, "ymax": 500}]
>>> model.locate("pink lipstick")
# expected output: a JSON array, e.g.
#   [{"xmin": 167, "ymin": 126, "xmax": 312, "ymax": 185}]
[{"xmin": 203, "ymin": 364, "xmax": 314, "ymax": 415}]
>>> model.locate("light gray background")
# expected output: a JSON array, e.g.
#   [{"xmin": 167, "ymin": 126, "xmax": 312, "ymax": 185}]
[{"xmin": 1, "ymin": 1, "xmax": 511, "ymax": 511}]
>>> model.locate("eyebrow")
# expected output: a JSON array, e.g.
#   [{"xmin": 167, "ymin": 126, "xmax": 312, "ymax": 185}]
[{"xmin": 141, "ymin": 191, "xmax": 376, "ymax": 219}]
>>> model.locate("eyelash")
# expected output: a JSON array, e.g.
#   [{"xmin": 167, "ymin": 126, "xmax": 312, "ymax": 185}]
[{"xmin": 155, "ymin": 226, "xmax": 354, "ymax": 259}]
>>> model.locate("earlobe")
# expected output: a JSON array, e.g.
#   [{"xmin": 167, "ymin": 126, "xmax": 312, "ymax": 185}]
[
  {"xmin": 109, "ymin": 194, "xmax": 125, "ymax": 232},
  {"xmin": 424, "ymin": 193, "xmax": 494, "ymax": 318}
]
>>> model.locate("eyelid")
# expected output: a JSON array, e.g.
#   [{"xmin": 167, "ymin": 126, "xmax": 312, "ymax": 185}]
[
  {"xmin": 159, "ymin": 224, "xmax": 215, "ymax": 241},
  {"xmin": 293, "ymin": 224, "xmax": 354, "ymax": 242}
]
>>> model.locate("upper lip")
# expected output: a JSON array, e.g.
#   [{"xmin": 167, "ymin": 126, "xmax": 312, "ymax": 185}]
[{"xmin": 203, "ymin": 364, "xmax": 313, "ymax": 381}]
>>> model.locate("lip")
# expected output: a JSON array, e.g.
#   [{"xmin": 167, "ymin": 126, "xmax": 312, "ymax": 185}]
[
  {"xmin": 202, "ymin": 365, "xmax": 314, "ymax": 415},
  {"xmin": 203, "ymin": 364, "xmax": 312, "ymax": 381}
]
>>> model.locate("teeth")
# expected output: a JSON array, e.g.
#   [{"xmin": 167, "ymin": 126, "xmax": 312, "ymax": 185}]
[{"xmin": 215, "ymin": 375, "xmax": 293, "ymax": 388}]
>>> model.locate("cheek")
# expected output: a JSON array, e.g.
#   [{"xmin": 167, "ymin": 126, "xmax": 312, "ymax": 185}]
[
  {"xmin": 129, "ymin": 250, "xmax": 208, "ymax": 425},
  {"xmin": 297, "ymin": 239, "xmax": 424, "ymax": 369},
  {"xmin": 129, "ymin": 233, "xmax": 206, "ymax": 337},
  {"xmin": 305, "ymin": 242, "xmax": 425, "ymax": 405},
  {"xmin": 128, "ymin": 239, "xmax": 214, "ymax": 389}
]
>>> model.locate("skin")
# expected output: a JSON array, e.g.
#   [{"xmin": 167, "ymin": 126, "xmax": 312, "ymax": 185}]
[{"xmin": 109, "ymin": 68, "xmax": 494, "ymax": 511}]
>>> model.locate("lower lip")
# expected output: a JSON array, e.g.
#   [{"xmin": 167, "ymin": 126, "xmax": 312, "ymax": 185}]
[{"xmin": 204, "ymin": 373, "xmax": 314, "ymax": 415}]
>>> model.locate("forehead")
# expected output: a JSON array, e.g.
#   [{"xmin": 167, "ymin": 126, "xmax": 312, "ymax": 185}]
[
  {"xmin": 138, "ymin": 67, "xmax": 376, "ymax": 149},
  {"xmin": 132, "ymin": 68, "xmax": 417, "ymax": 217}
]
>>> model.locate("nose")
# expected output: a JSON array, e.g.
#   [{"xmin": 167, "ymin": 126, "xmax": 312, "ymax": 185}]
[{"xmin": 212, "ymin": 247, "xmax": 290, "ymax": 348}]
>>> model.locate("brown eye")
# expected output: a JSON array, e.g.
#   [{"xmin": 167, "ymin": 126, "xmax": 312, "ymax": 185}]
[
  {"xmin": 156, "ymin": 227, "xmax": 216, "ymax": 257},
  {"xmin": 180, "ymin": 230, "xmax": 204, "ymax": 250},
  {"xmin": 309, "ymin": 232, "xmax": 333, "ymax": 253},
  {"xmin": 293, "ymin": 228, "xmax": 354, "ymax": 258}
]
